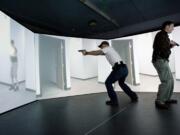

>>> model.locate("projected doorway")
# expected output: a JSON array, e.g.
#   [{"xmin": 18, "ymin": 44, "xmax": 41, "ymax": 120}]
[{"xmin": 39, "ymin": 35, "xmax": 67, "ymax": 97}]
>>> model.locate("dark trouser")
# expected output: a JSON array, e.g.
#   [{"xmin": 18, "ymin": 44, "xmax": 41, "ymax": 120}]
[
  {"xmin": 153, "ymin": 59, "xmax": 174, "ymax": 102},
  {"xmin": 105, "ymin": 64, "xmax": 137, "ymax": 102}
]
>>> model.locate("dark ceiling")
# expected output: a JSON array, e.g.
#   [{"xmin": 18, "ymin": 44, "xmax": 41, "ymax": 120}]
[{"xmin": 1, "ymin": 0, "xmax": 180, "ymax": 39}]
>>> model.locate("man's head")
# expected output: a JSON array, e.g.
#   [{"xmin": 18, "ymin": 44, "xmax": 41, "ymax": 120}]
[
  {"xmin": 98, "ymin": 41, "xmax": 109, "ymax": 49},
  {"xmin": 162, "ymin": 21, "xmax": 174, "ymax": 33}
]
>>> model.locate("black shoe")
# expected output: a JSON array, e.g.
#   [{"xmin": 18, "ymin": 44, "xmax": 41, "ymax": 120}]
[
  {"xmin": 106, "ymin": 100, "xmax": 118, "ymax": 106},
  {"xmin": 131, "ymin": 97, "xmax": 138, "ymax": 103},
  {"xmin": 165, "ymin": 99, "xmax": 178, "ymax": 104},
  {"xmin": 155, "ymin": 101, "xmax": 169, "ymax": 109}
]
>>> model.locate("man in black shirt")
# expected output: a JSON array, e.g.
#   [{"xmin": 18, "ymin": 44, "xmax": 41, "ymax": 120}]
[{"xmin": 152, "ymin": 21, "xmax": 178, "ymax": 109}]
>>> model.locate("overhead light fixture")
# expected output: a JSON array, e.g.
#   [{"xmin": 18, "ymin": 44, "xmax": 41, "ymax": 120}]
[
  {"xmin": 80, "ymin": 0, "xmax": 119, "ymax": 28},
  {"xmin": 88, "ymin": 20, "xmax": 97, "ymax": 27}
]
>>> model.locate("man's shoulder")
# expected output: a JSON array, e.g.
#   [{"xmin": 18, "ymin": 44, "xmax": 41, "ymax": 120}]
[
  {"xmin": 102, "ymin": 46, "xmax": 114, "ymax": 54},
  {"xmin": 156, "ymin": 31, "xmax": 163, "ymax": 36},
  {"xmin": 101, "ymin": 46, "xmax": 110, "ymax": 53},
  {"xmin": 156, "ymin": 31, "xmax": 167, "ymax": 39}
]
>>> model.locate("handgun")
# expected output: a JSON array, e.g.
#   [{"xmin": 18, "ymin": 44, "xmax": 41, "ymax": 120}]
[{"xmin": 78, "ymin": 49, "xmax": 86, "ymax": 52}]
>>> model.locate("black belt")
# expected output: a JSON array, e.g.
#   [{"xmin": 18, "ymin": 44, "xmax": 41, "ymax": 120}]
[{"xmin": 112, "ymin": 61, "xmax": 126, "ymax": 70}]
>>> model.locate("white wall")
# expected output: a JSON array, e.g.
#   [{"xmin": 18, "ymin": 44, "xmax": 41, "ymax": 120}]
[
  {"xmin": 64, "ymin": 37, "xmax": 71, "ymax": 88},
  {"xmin": 34, "ymin": 34, "xmax": 41, "ymax": 95},
  {"xmin": 0, "ymin": 11, "xmax": 11, "ymax": 84},
  {"xmin": 169, "ymin": 49, "xmax": 175, "ymax": 73},
  {"xmin": 18, "ymin": 32, "xmax": 40, "ymax": 95},
  {"xmin": 24, "ymin": 28, "xmax": 37, "ymax": 91},
  {"xmin": 131, "ymin": 38, "xmax": 140, "ymax": 84},
  {"xmin": 0, "ymin": 12, "xmax": 36, "ymax": 114},
  {"xmin": 70, "ymin": 38, "xmax": 98, "ymax": 79},
  {"xmin": 82, "ymin": 39, "xmax": 98, "ymax": 79},
  {"xmin": 172, "ymin": 26, "xmax": 180, "ymax": 79},
  {"xmin": 69, "ymin": 38, "xmax": 84, "ymax": 78},
  {"xmin": 134, "ymin": 33, "xmax": 157, "ymax": 76}
]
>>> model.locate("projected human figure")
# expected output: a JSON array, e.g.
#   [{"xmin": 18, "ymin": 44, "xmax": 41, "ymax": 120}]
[{"xmin": 9, "ymin": 40, "xmax": 19, "ymax": 91}]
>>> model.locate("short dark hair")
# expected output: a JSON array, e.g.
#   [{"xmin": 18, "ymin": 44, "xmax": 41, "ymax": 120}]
[
  {"xmin": 162, "ymin": 21, "xmax": 174, "ymax": 30},
  {"xmin": 98, "ymin": 41, "xmax": 109, "ymax": 48}
]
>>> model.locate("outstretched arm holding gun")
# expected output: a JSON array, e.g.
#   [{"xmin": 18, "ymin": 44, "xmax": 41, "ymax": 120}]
[{"xmin": 78, "ymin": 49, "xmax": 104, "ymax": 56}]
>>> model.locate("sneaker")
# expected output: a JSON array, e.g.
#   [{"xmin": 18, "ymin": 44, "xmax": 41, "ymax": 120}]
[
  {"xmin": 106, "ymin": 100, "xmax": 118, "ymax": 106},
  {"xmin": 131, "ymin": 96, "xmax": 138, "ymax": 103}
]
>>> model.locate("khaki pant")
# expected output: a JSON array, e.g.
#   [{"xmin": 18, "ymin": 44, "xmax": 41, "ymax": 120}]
[{"xmin": 153, "ymin": 59, "xmax": 174, "ymax": 102}]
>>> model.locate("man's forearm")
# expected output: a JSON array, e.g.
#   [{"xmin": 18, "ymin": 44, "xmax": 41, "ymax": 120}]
[{"xmin": 86, "ymin": 50, "xmax": 104, "ymax": 56}]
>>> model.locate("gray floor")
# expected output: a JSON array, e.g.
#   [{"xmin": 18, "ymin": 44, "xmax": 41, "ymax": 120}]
[
  {"xmin": 0, "ymin": 82, "xmax": 36, "ymax": 113},
  {"xmin": 0, "ymin": 92, "xmax": 179, "ymax": 135},
  {"xmin": 0, "ymin": 74, "xmax": 180, "ymax": 135}
]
